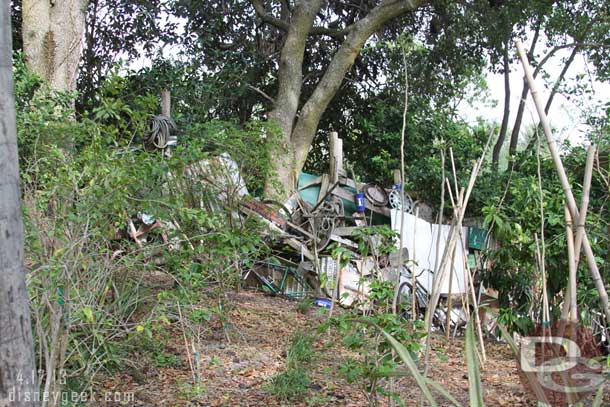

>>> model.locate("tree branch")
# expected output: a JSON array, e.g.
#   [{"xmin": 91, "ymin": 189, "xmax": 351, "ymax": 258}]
[
  {"xmin": 247, "ymin": 84, "xmax": 275, "ymax": 103},
  {"xmin": 250, "ymin": 0, "xmax": 348, "ymax": 39},
  {"xmin": 291, "ymin": 0, "xmax": 430, "ymax": 166}
]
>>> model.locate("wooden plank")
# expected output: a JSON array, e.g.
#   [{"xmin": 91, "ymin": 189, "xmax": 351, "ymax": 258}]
[
  {"xmin": 329, "ymin": 234, "xmax": 359, "ymax": 249},
  {"xmin": 283, "ymin": 236, "xmax": 315, "ymax": 261},
  {"xmin": 393, "ymin": 169, "xmax": 402, "ymax": 185},
  {"xmin": 161, "ymin": 89, "xmax": 171, "ymax": 117},
  {"xmin": 329, "ymin": 132, "xmax": 343, "ymax": 184},
  {"xmin": 317, "ymin": 174, "xmax": 329, "ymax": 206},
  {"xmin": 333, "ymin": 226, "xmax": 360, "ymax": 237}
]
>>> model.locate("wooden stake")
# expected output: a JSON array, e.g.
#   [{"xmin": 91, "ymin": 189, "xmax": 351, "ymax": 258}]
[
  {"xmin": 573, "ymin": 145, "xmax": 596, "ymax": 268},
  {"xmin": 565, "ymin": 206, "xmax": 578, "ymax": 324},
  {"xmin": 445, "ymin": 239, "xmax": 456, "ymax": 340},
  {"xmin": 425, "ymin": 127, "xmax": 494, "ymax": 331},
  {"xmin": 459, "ymin": 222, "xmax": 487, "ymax": 362},
  {"xmin": 422, "ymin": 128, "xmax": 494, "ymax": 376},
  {"xmin": 328, "ymin": 249, "xmax": 342, "ymax": 319},
  {"xmin": 391, "ymin": 58, "xmax": 409, "ymax": 315},
  {"xmin": 329, "ymin": 132, "xmax": 343, "ymax": 184},
  {"xmin": 516, "ymin": 39, "xmax": 610, "ymax": 326},
  {"xmin": 412, "ymin": 207, "xmax": 419, "ymax": 322},
  {"xmin": 562, "ymin": 145, "xmax": 595, "ymax": 319},
  {"xmin": 535, "ymin": 136, "xmax": 550, "ymax": 326},
  {"xmin": 161, "ymin": 89, "xmax": 171, "ymax": 117}
]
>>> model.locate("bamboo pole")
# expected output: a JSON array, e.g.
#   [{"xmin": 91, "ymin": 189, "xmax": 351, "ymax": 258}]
[
  {"xmin": 445, "ymin": 243, "xmax": 456, "ymax": 340},
  {"xmin": 516, "ymin": 40, "xmax": 610, "ymax": 326},
  {"xmin": 565, "ymin": 206, "xmax": 579, "ymax": 323},
  {"xmin": 424, "ymin": 127, "xmax": 494, "ymax": 331},
  {"xmin": 443, "ymin": 183, "xmax": 462, "ymax": 341},
  {"xmin": 573, "ymin": 145, "xmax": 596, "ymax": 268},
  {"xmin": 535, "ymin": 136, "xmax": 550, "ymax": 327},
  {"xmin": 422, "ymin": 127, "xmax": 494, "ymax": 377},
  {"xmin": 562, "ymin": 145, "xmax": 595, "ymax": 319},
  {"xmin": 412, "ymin": 207, "xmax": 420, "ymax": 321},
  {"xmin": 391, "ymin": 57, "xmax": 409, "ymax": 315},
  {"xmin": 459, "ymin": 227, "xmax": 487, "ymax": 362},
  {"xmin": 433, "ymin": 150, "xmax": 446, "ymax": 277}
]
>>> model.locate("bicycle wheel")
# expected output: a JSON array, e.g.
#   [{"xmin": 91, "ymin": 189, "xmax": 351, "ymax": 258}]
[{"xmin": 396, "ymin": 282, "xmax": 422, "ymax": 321}]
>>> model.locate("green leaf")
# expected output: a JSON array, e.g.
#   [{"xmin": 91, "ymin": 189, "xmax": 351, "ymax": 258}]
[
  {"xmin": 374, "ymin": 324, "xmax": 439, "ymax": 407},
  {"xmin": 425, "ymin": 377, "xmax": 464, "ymax": 407},
  {"xmin": 465, "ymin": 321, "xmax": 484, "ymax": 407},
  {"xmin": 83, "ymin": 306, "xmax": 95, "ymax": 323}
]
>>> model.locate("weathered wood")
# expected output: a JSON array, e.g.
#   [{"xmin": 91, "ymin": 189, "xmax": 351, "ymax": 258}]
[
  {"xmin": 565, "ymin": 206, "xmax": 578, "ymax": 323},
  {"xmin": 161, "ymin": 89, "xmax": 171, "ymax": 117},
  {"xmin": 0, "ymin": 2, "xmax": 38, "ymax": 403},
  {"xmin": 329, "ymin": 132, "xmax": 343, "ymax": 184},
  {"xmin": 317, "ymin": 174, "xmax": 330, "ymax": 206},
  {"xmin": 338, "ymin": 175, "xmax": 358, "ymax": 190},
  {"xmin": 329, "ymin": 234, "xmax": 359, "ymax": 249},
  {"xmin": 516, "ymin": 40, "xmax": 610, "ymax": 326},
  {"xmin": 393, "ymin": 169, "xmax": 402, "ymax": 185},
  {"xmin": 333, "ymin": 226, "xmax": 360, "ymax": 236}
]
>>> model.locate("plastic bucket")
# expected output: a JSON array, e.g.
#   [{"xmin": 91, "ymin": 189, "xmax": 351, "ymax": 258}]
[{"xmin": 355, "ymin": 192, "xmax": 366, "ymax": 212}]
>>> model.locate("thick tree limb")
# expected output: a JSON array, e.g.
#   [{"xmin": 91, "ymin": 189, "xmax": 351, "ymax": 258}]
[
  {"xmin": 250, "ymin": 0, "xmax": 348, "ymax": 39},
  {"xmin": 291, "ymin": 0, "xmax": 430, "ymax": 168}
]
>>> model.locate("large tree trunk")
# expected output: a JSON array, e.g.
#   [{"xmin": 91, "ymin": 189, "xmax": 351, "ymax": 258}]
[
  {"xmin": 262, "ymin": 0, "xmax": 429, "ymax": 199},
  {"xmin": 22, "ymin": 0, "xmax": 86, "ymax": 92},
  {"xmin": 265, "ymin": 0, "xmax": 325, "ymax": 197},
  {"xmin": 0, "ymin": 3, "xmax": 38, "ymax": 406}
]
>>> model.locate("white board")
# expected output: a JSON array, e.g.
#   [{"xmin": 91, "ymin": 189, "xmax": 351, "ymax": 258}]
[{"xmin": 391, "ymin": 209, "xmax": 468, "ymax": 295}]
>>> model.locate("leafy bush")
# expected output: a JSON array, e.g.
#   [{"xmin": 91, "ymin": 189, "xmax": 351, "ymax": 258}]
[{"xmin": 15, "ymin": 54, "xmax": 275, "ymax": 398}]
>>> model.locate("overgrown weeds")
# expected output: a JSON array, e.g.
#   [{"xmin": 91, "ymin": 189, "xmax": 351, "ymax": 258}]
[
  {"xmin": 269, "ymin": 331, "xmax": 316, "ymax": 401},
  {"xmin": 15, "ymin": 56, "xmax": 276, "ymax": 402}
]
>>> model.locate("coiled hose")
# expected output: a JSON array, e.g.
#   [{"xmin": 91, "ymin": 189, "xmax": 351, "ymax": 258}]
[{"xmin": 145, "ymin": 114, "xmax": 176, "ymax": 149}]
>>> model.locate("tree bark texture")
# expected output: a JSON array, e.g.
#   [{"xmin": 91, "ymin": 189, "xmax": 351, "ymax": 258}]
[
  {"xmin": 509, "ymin": 23, "xmax": 540, "ymax": 157},
  {"xmin": 492, "ymin": 42, "xmax": 511, "ymax": 167},
  {"xmin": 262, "ymin": 0, "xmax": 429, "ymax": 198},
  {"xmin": 0, "ymin": 2, "xmax": 38, "ymax": 406},
  {"xmin": 22, "ymin": 0, "xmax": 87, "ymax": 92}
]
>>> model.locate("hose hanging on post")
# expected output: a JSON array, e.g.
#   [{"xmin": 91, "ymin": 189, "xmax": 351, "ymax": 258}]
[{"xmin": 145, "ymin": 114, "xmax": 176, "ymax": 150}]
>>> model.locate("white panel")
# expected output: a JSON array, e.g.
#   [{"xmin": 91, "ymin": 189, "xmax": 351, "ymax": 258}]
[{"xmin": 391, "ymin": 209, "xmax": 468, "ymax": 295}]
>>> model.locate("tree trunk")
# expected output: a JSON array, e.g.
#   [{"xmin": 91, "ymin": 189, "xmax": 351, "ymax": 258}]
[
  {"xmin": 0, "ymin": 2, "xmax": 38, "ymax": 406},
  {"xmin": 492, "ymin": 41, "xmax": 511, "ymax": 167},
  {"xmin": 264, "ymin": 0, "xmax": 325, "ymax": 198},
  {"xmin": 263, "ymin": 0, "xmax": 429, "ymax": 198},
  {"xmin": 509, "ymin": 22, "xmax": 540, "ymax": 157},
  {"xmin": 22, "ymin": 0, "xmax": 86, "ymax": 92},
  {"xmin": 544, "ymin": 44, "xmax": 579, "ymax": 115}
]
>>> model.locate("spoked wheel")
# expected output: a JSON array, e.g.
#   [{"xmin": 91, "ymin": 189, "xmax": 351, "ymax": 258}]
[
  {"xmin": 389, "ymin": 189, "xmax": 414, "ymax": 214},
  {"xmin": 311, "ymin": 197, "xmax": 344, "ymax": 251},
  {"xmin": 396, "ymin": 282, "xmax": 424, "ymax": 321}
]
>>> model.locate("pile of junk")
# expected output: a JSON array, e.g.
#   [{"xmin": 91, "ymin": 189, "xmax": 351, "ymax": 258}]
[{"xmin": 232, "ymin": 133, "xmax": 494, "ymax": 333}]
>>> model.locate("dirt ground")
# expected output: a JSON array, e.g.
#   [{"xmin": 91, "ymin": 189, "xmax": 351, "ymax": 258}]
[{"xmin": 91, "ymin": 290, "xmax": 606, "ymax": 406}]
